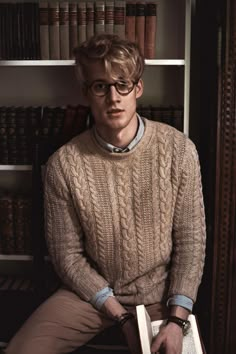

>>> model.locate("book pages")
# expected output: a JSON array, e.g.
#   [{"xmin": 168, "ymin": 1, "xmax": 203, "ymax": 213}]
[{"xmin": 136, "ymin": 305, "xmax": 203, "ymax": 354}]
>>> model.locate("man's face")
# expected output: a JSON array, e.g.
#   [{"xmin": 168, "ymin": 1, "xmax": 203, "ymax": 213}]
[{"xmin": 83, "ymin": 60, "xmax": 143, "ymax": 134}]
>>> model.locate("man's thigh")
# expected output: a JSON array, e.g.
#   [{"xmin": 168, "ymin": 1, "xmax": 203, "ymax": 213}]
[{"xmin": 5, "ymin": 288, "xmax": 114, "ymax": 354}]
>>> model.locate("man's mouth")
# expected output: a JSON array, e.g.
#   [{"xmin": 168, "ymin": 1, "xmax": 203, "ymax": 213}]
[{"xmin": 107, "ymin": 109, "xmax": 124, "ymax": 114}]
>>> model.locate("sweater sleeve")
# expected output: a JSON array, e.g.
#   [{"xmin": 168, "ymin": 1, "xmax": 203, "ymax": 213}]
[
  {"xmin": 168, "ymin": 138, "xmax": 206, "ymax": 302},
  {"xmin": 44, "ymin": 150, "xmax": 109, "ymax": 302}
]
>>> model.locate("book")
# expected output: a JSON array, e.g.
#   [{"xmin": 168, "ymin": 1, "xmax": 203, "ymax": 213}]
[
  {"xmin": 78, "ymin": 2, "xmax": 87, "ymax": 44},
  {"xmin": 69, "ymin": 2, "xmax": 78, "ymax": 58},
  {"xmin": 59, "ymin": 2, "xmax": 70, "ymax": 59},
  {"xmin": 0, "ymin": 193, "xmax": 15, "ymax": 254},
  {"xmin": 136, "ymin": 304, "xmax": 203, "ymax": 354},
  {"xmin": 125, "ymin": 1, "xmax": 136, "ymax": 42},
  {"xmin": 49, "ymin": 2, "xmax": 60, "ymax": 59},
  {"xmin": 95, "ymin": 1, "xmax": 105, "ymax": 34},
  {"xmin": 135, "ymin": 1, "xmax": 145, "ymax": 55},
  {"xmin": 86, "ymin": 2, "xmax": 95, "ymax": 39},
  {"xmin": 114, "ymin": 0, "xmax": 126, "ymax": 38},
  {"xmin": 144, "ymin": 2, "xmax": 157, "ymax": 59},
  {"xmin": 105, "ymin": 0, "xmax": 114, "ymax": 34}
]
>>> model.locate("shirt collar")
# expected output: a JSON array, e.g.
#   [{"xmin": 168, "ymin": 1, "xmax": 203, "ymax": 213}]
[{"xmin": 93, "ymin": 114, "xmax": 145, "ymax": 153}]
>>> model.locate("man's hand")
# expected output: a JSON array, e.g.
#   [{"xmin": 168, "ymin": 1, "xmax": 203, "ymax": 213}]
[
  {"xmin": 101, "ymin": 296, "xmax": 141, "ymax": 354},
  {"xmin": 120, "ymin": 315, "xmax": 142, "ymax": 354},
  {"xmin": 151, "ymin": 322, "xmax": 183, "ymax": 354}
]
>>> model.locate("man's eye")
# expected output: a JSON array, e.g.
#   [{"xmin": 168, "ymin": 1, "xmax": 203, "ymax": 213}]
[
  {"xmin": 94, "ymin": 82, "xmax": 107, "ymax": 90},
  {"xmin": 117, "ymin": 81, "xmax": 129, "ymax": 87}
]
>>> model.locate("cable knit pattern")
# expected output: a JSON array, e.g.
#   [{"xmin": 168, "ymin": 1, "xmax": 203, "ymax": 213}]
[{"xmin": 44, "ymin": 119, "xmax": 206, "ymax": 305}]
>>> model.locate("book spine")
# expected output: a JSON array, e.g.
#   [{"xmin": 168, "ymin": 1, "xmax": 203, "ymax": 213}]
[
  {"xmin": 73, "ymin": 104, "xmax": 89, "ymax": 135},
  {"xmin": 16, "ymin": 106, "xmax": 30, "ymax": 165},
  {"xmin": 0, "ymin": 107, "xmax": 8, "ymax": 164},
  {"xmin": 135, "ymin": 1, "xmax": 145, "ymax": 55},
  {"xmin": 69, "ymin": 2, "xmax": 78, "ymax": 59},
  {"xmin": 39, "ymin": 2, "xmax": 50, "ymax": 60},
  {"xmin": 59, "ymin": 2, "xmax": 70, "ymax": 59},
  {"xmin": 49, "ymin": 2, "xmax": 60, "ymax": 60},
  {"xmin": 125, "ymin": 1, "xmax": 136, "ymax": 42},
  {"xmin": 86, "ymin": 2, "xmax": 95, "ymax": 39},
  {"xmin": 23, "ymin": 3, "xmax": 31, "ymax": 59},
  {"xmin": 145, "ymin": 2, "xmax": 157, "ymax": 59},
  {"xmin": 114, "ymin": 0, "xmax": 125, "ymax": 39},
  {"xmin": 19, "ymin": 3, "xmax": 26, "ymax": 59},
  {"xmin": 95, "ymin": 1, "xmax": 105, "ymax": 34},
  {"xmin": 0, "ymin": 193, "xmax": 15, "ymax": 254},
  {"xmin": 7, "ymin": 107, "xmax": 17, "ymax": 164},
  {"xmin": 31, "ymin": 3, "xmax": 40, "ymax": 59},
  {"xmin": 78, "ymin": 2, "xmax": 87, "ymax": 45},
  {"xmin": 0, "ymin": 4, "xmax": 6, "ymax": 59},
  {"xmin": 7, "ymin": 4, "xmax": 14, "ymax": 59},
  {"xmin": 105, "ymin": 0, "xmax": 114, "ymax": 34}
]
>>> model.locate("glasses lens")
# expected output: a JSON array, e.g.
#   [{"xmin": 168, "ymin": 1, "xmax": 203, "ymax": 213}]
[
  {"xmin": 91, "ymin": 82, "xmax": 108, "ymax": 96},
  {"xmin": 116, "ymin": 81, "xmax": 134, "ymax": 95},
  {"xmin": 88, "ymin": 80, "xmax": 136, "ymax": 96}
]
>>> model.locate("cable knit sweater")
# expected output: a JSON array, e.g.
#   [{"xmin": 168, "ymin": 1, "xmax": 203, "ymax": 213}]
[{"xmin": 44, "ymin": 119, "xmax": 206, "ymax": 306}]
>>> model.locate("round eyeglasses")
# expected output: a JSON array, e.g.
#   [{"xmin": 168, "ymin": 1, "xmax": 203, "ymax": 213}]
[{"xmin": 86, "ymin": 80, "xmax": 138, "ymax": 97}]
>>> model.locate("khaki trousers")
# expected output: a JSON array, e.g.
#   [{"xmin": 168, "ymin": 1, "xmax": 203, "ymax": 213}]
[{"xmin": 5, "ymin": 288, "xmax": 166, "ymax": 354}]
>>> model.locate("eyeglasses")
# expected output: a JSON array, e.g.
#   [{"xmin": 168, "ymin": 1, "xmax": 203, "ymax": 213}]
[{"xmin": 86, "ymin": 80, "xmax": 138, "ymax": 97}]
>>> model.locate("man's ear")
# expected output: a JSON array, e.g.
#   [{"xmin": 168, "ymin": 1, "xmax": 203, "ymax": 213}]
[{"xmin": 135, "ymin": 79, "xmax": 144, "ymax": 98}]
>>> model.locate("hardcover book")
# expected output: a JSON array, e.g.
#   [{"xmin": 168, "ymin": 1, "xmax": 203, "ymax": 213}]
[
  {"xmin": 39, "ymin": 1, "xmax": 50, "ymax": 60},
  {"xmin": 135, "ymin": 1, "xmax": 145, "ymax": 55},
  {"xmin": 136, "ymin": 304, "xmax": 204, "ymax": 354},
  {"xmin": 105, "ymin": 0, "xmax": 114, "ymax": 34},
  {"xmin": 69, "ymin": 2, "xmax": 78, "ymax": 58},
  {"xmin": 144, "ymin": 2, "xmax": 157, "ymax": 59},
  {"xmin": 59, "ymin": 2, "xmax": 69, "ymax": 59},
  {"xmin": 114, "ymin": 0, "xmax": 125, "ymax": 38},
  {"xmin": 49, "ymin": 1, "xmax": 60, "ymax": 59},
  {"xmin": 95, "ymin": 1, "xmax": 105, "ymax": 34},
  {"xmin": 78, "ymin": 2, "xmax": 87, "ymax": 44},
  {"xmin": 125, "ymin": 1, "xmax": 136, "ymax": 42},
  {"xmin": 86, "ymin": 2, "xmax": 95, "ymax": 39}
]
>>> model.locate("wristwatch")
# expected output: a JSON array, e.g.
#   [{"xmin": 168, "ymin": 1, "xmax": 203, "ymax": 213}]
[{"xmin": 166, "ymin": 316, "xmax": 191, "ymax": 335}]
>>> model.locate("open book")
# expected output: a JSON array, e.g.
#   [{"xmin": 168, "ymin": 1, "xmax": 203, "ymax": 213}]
[{"xmin": 136, "ymin": 305, "xmax": 203, "ymax": 354}]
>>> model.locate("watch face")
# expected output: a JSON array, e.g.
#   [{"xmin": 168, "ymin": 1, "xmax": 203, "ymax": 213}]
[{"xmin": 183, "ymin": 320, "xmax": 191, "ymax": 335}]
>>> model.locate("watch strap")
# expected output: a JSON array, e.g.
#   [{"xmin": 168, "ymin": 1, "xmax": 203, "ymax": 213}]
[{"xmin": 166, "ymin": 316, "xmax": 190, "ymax": 335}]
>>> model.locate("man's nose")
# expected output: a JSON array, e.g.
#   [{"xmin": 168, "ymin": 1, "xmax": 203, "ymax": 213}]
[{"xmin": 107, "ymin": 85, "xmax": 120, "ymax": 101}]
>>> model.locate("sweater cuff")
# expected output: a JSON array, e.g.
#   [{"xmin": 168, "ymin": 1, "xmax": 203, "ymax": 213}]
[
  {"xmin": 166, "ymin": 294, "xmax": 193, "ymax": 312},
  {"xmin": 90, "ymin": 287, "xmax": 115, "ymax": 310}
]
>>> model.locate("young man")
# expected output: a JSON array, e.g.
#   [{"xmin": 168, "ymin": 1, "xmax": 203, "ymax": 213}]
[{"xmin": 6, "ymin": 34, "xmax": 206, "ymax": 354}]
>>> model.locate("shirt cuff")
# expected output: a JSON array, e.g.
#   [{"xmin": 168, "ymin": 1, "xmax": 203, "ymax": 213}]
[
  {"xmin": 166, "ymin": 295, "xmax": 193, "ymax": 312},
  {"xmin": 90, "ymin": 287, "xmax": 115, "ymax": 310}
]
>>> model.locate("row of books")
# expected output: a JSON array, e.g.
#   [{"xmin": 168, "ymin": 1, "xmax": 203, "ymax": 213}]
[
  {"xmin": 0, "ymin": 275, "xmax": 34, "ymax": 292},
  {"xmin": 0, "ymin": 272, "xmax": 60, "ymax": 293},
  {"xmin": 0, "ymin": 105, "xmax": 89, "ymax": 164},
  {"xmin": 0, "ymin": 1, "xmax": 157, "ymax": 60},
  {"xmin": 0, "ymin": 193, "xmax": 32, "ymax": 255},
  {"xmin": 0, "ymin": 103, "xmax": 183, "ymax": 165}
]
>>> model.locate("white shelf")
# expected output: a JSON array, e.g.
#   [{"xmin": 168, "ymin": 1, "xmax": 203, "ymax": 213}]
[
  {"xmin": 0, "ymin": 165, "xmax": 32, "ymax": 171},
  {"xmin": 0, "ymin": 60, "xmax": 76, "ymax": 66},
  {"xmin": 0, "ymin": 59, "xmax": 185, "ymax": 67},
  {"xmin": 145, "ymin": 59, "xmax": 185, "ymax": 66},
  {"xmin": 0, "ymin": 255, "xmax": 33, "ymax": 261}
]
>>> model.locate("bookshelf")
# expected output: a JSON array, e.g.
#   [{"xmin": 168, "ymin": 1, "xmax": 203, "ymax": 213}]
[{"xmin": 0, "ymin": 0, "xmax": 193, "ymax": 345}]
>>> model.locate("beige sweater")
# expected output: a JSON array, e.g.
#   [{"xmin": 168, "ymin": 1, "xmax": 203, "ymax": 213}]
[{"xmin": 44, "ymin": 119, "xmax": 206, "ymax": 305}]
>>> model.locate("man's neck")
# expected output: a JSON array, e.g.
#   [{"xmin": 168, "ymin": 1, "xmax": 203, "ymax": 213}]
[{"xmin": 96, "ymin": 116, "xmax": 139, "ymax": 148}]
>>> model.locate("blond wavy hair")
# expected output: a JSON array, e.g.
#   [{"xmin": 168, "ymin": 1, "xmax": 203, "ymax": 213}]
[{"xmin": 74, "ymin": 34, "xmax": 145, "ymax": 83}]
